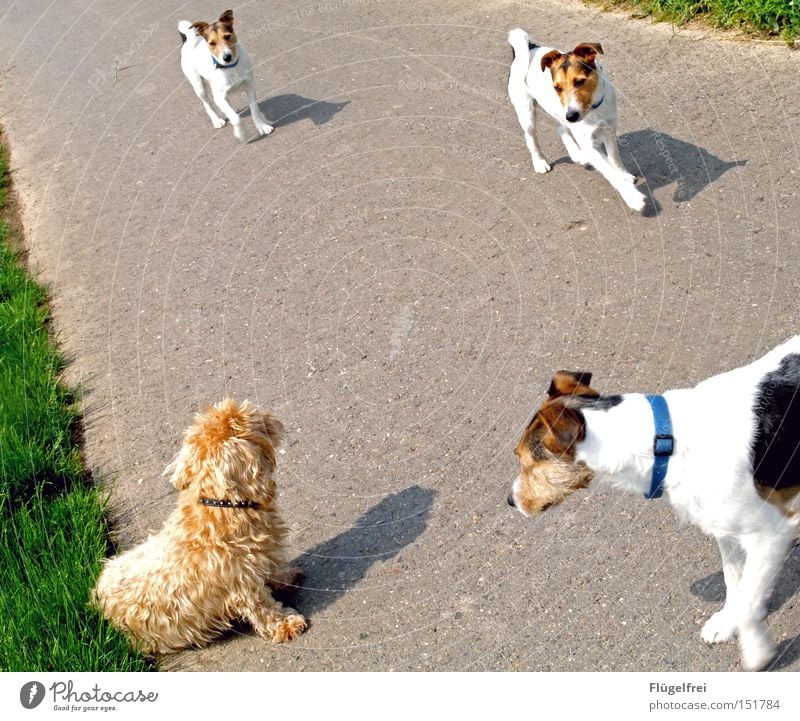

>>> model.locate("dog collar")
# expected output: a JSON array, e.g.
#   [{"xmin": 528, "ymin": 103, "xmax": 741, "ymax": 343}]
[
  {"xmin": 645, "ymin": 394, "xmax": 674, "ymax": 499},
  {"xmin": 212, "ymin": 55, "xmax": 239, "ymax": 69},
  {"xmin": 200, "ymin": 496, "xmax": 259, "ymax": 509}
]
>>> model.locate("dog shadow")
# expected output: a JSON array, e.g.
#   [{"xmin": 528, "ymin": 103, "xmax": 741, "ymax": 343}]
[
  {"xmin": 290, "ymin": 485, "xmax": 436, "ymax": 616},
  {"xmin": 617, "ymin": 129, "xmax": 746, "ymax": 216},
  {"xmin": 244, "ymin": 93, "xmax": 349, "ymax": 130}
]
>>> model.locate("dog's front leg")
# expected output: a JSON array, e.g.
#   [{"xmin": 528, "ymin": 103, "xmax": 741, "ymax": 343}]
[
  {"xmin": 238, "ymin": 586, "xmax": 307, "ymax": 643},
  {"xmin": 600, "ymin": 127, "xmax": 636, "ymax": 184},
  {"xmin": 702, "ymin": 535, "xmax": 744, "ymax": 645},
  {"xmin": 572, "ymin": 130, "xmax": 645, "ymax": 212},
  {"xmin": 244, "ymin": 80, "xmax": 274, "ymax": 137},
  {"xmin": 212, "ymin": 90, "xmax": 248, "ymax": 142}
]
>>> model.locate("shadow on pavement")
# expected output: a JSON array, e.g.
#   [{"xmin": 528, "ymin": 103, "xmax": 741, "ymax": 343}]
[
  {"xmin": 618, "ymin": 129, "xmax": 746, "ymax": 216},
  {"xmin": 247, "ymin": 93, "xmax": 349, "ymax": 128},
  {"xmin": 293, "ymin": 485, "xmax": 436, "ymax": 616}
]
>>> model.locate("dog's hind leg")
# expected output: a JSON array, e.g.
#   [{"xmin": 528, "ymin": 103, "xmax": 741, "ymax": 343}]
[
  {"xmin": 186, "ymin": 74, "xmax": 227, "ymax": 129},
  {"xmin": 509, "ymin": 92, "xmax": 551, "ymax": 174},
  {"xmin": 731, "ymin": 515, "xmax": 796, "ymax": 670},
  {"xmin": 244, "ymin": 80, "xmax": 274, "ymax": 137},
  {"xmin": 702, "ymin": 535, "xmax": 745, "ymax": 645},
  {"xmin": 238, "ymin": 586, "xmax": 307, "ymax": 643},
  {"xmin": 212, "ymin": 90, "xmax": 247, "ymax": 142}
]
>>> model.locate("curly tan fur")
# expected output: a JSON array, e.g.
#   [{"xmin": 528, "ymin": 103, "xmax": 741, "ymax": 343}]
[{"xmin": 91, "ymin": 398, "xmax": 306, "ymax": 653}]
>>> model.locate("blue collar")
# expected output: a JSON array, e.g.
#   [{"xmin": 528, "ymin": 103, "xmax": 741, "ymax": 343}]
[
  {"xmin": 212, "ymin": 55, "xmax": 239, "ymax": 69},
  {"xmin": 644, "ymin": 395, "xmax": 674, "ymax": 499},
  {"xmin": 590, "ymin": 78, "xmax": 605, "ymax": 110}
]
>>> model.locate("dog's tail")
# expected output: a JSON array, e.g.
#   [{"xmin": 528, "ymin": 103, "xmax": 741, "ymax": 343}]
[
  {"xmin": 178, "ymin": 20, "xmax": 195, "ymax": 43},
  {"xmin": 508, "ymin": 28, "xmax": 534, "ymax": 62}
]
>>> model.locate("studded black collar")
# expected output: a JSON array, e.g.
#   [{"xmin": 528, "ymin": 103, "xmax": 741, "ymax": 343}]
[{"xmin": 199, "ymin": 497, "xmax": 260, "ymax": 509}]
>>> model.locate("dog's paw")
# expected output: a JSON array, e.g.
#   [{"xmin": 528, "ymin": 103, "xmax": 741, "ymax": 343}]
[
  {"xmin": 255, "ymin": 121, "xmax": 274, "ymax": 137},
  {"xmin": 621, "ymin": 185, "xmax": 646, "ymax": 212},
  {"xmin": 270, "ymin": 612, "xmax": 307, "ymax": 643},
  {"xmin": 739, "ymin": 621, "xmax": 777, "ymax": 671},
  {"xmin": 233, "ymin": 123, "xmax": 248, "ymax": 142},
  {"xmin": 702, "ymin": 611, "xmax": 736, "ymax": 644},
  {"xmin": 532, "ymin": 158, "xmax": 552, "ymax": 174},
  {"xmin": 620, "ymin": 172, "xmax": 637, "ymax": 184},
  {"xmin": 211, "ymin": 115, "xmax": 227, "ymax": 129}
]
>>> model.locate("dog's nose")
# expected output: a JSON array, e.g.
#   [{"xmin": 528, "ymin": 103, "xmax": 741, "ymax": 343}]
[
  {"xmin": 222, "ymin": 53, "xmax": 233, "ymax": 63},
  {"xmin": 507, "ymin": 493, "xmax": 515, "ymax": 507},
  {"xmin": 566, "ymin": 109, "xmax": 580, "ymax": 123}
]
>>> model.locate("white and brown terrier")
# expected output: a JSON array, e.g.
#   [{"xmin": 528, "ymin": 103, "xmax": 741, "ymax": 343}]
[
  {"xmin": 178, "ymin": 9, "xmax": 273, "ymax": 142},
  {"xmin": 508, "ymin": 336, "xmax": 800, "ymax": 670},
  {"xmin": 507, "ymin": 28, "xmax": 646, "ymax": 212},
  {"xmin": 92, "ymin": 399, "xmax": 306, "ymax": 653}
]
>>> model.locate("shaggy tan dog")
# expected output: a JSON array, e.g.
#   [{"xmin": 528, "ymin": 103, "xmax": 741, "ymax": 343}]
[{"xmin": 92, "ymin": 398, "xmax": 306, "ymax": 653}]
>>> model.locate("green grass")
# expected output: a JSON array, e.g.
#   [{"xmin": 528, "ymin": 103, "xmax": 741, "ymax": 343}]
[
  {"xmin": 0, "ymin": 142, "xmax": 150, "ymax": 671},
  {"xmin": 590, "ymin": 0, "xmax": 800, "ymax": 45}
]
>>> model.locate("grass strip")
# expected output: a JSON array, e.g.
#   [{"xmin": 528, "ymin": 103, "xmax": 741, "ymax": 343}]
[{"xmin": 0, "ymin": 140, "xmax": 150, "ymax": 671}]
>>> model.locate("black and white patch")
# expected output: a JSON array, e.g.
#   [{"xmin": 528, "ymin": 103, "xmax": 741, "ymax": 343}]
[{"xmin": 752, "ymin": 353, "xmax": 800, "ymax": 490}]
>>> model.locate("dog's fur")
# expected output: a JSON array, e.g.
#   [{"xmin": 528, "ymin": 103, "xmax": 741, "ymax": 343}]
[
  {"xmin": 507, "ymin": 28, "xmax": 646, "ymax": 212},
  {"xmin": 91, "ymin": 399, "xmax": 306, "ymax": 653},
  {"xmin": 178, "ymin": 10, "xmax": 273, "ymax": 142},
  {"xmin": 509, "ymin": 337, "xmax": 800, "ymax": 671}
]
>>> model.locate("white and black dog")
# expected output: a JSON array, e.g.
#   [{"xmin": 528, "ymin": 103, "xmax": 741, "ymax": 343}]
[
  {"xmin": 507, "ymin": 28, "xmax": 646, "ymax": 211},
  {"xmin": 508, "ymin": 336, "xmax": 800, "ymax": 670},
  {"xmin": 178, "ymin": 9, "xmax": 273, "ymax": 142}
]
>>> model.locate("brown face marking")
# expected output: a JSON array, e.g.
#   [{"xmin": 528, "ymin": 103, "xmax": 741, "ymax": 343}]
[
  {"xmin": 192, "ymin": 9, "xmax": 238, "ymax": 63},
  {"xmin": 510, "ymin": 372, "xmax": 600, "ymax": 516},
  {"xmin": 541, "ymin": 43, "xmax": 603, "ymax": 113}
]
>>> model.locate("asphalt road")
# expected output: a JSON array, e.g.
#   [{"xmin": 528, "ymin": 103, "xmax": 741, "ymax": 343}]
[{"xmin": 1, "ymin": 0, "xmax": 798, "ymax": 671}]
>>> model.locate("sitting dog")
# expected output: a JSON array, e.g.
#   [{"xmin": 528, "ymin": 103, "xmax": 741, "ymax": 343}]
[
  {"xmin": 92, "ymin": 398, "xmax": 306, "ymax": 653},
  {"xmin": 507, "ymin": 28, "xmax": 646, "ymax": 212},
  {"xmin": 178, "ymin": 9, "xmax": 273, "ymax": 142},
  {"xmin": 508, "ymin": 336, "xmax": 800, "ymax": 670}
]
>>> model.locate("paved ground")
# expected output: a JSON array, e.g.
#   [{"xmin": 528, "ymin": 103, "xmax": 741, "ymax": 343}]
[{"xmin": 1, "ymin": 0, "xmax": 798, "ymax": 671}]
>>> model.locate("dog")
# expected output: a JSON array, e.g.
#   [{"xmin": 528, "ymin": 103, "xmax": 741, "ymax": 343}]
[
  {"xmin": 92, "ymin": 398, "xmax": 306, "ymax": 653},
  {"xmin": 508, "ymin": 336, "xmax": 800, "ymax": 670},
  {"xmin": 178, "ymin": 9, "xmax": 273, "ymax": 142},
  {"xmin": 507, "ymin": 28, "xmax": 646, "ymax": 212}
]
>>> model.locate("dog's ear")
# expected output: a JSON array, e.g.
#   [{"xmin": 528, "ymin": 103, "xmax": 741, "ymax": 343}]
[
  {"xmin": 256, "ymin": 410, "xmax": 285, "ymax": 450},
  {"xmin": 572, "ymin": 43, "xmax": 603, "ymax": 66},
  {"xmin": 163, "ymin": 448, "xmax": 192, "ymax": 490},
  {"xmin": 536, "ymin": 403, "xmax": 585, "ymax": 456},
  {"xmin": 218, "ymin": 9, "xmax": 234, "ymax": 25},
  {"xmin": 191, "ymin": 21, "xmax": 211, "ymax": 38},
  {"xmin": 540, "ymin": 49, "xmax": 561, "ymax": 73},
  {"xmin": 547, "ymin": 370, "xmax": 597, "ymax": 399}
]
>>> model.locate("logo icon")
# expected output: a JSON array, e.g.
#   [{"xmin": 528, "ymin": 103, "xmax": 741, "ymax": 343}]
[{"xmin": 20, "ymin": 682, "xmax": 45, "ymax": 710}]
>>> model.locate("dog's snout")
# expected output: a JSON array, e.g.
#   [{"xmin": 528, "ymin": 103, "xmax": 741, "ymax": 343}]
[
  {"xmin": 222, "ymin": 52, "xmax": 233, "ymax": 63},
  {"xmin": 565, "ymin": 109, "xmax": 580, "ymax": 123},
  {"xmin": 507, "ymin": 493, "xmax": 516, "ymax": 507}
]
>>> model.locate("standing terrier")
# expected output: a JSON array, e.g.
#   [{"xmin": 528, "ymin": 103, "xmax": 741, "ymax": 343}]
[
  {"xmin": 178, "ymin": 9, "xmax": 273, "ymax": 141},
  {"xmin": 508, "ymin": 337, "xmax": 800, "ymax": 670},
  {"xmin": 92, "ymin": 399, "xmax": 306, "ymax": 653},
  {"xmin": 507, "ymin": 28, "xmax": 646, "ymax": 211}
]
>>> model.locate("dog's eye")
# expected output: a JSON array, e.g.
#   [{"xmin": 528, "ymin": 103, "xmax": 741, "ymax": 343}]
[
  {"xmin": 208, "ymin": 40, "xmax": 217, "ymax": 46},
  {"xmin": 223, "ymin": 33, "xmax": 231, "ymax": 40},
  {"xmin": 574, "ymin": 78, "xmax": 586, "ymax": 87},
  {"xmin": 553, "ymin": 85, "xmax": 563, "ymax": 93}
]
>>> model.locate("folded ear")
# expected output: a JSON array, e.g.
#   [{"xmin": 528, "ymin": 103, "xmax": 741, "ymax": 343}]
[
  {"xmin": 536, "ymin": 403, "xmax": 585, "ymax": 456},
  {"xmin": 540, "ymin": 49, "xmax": 561, "ymax": 73},
  {"xmin": 191, "ymin": 21, "xmax": 210, "ymax": 37},
  {"xmin": 572, "ymin": 43, "xmax": 603, "ymax": 66},
  {"xmin": 219, "ymin": 9, "xmax": 234, "ymax": 25},
  {"xmin": 547, "ymin": 370, "xmax": 597, "ymax": 398},
  {"xmin": 256, "ymin": 410, "xmax": 285, "ymax": 449},
  {"xmin": 163, "ymin": 447, "xmax": 192, "ymax": 490}
]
